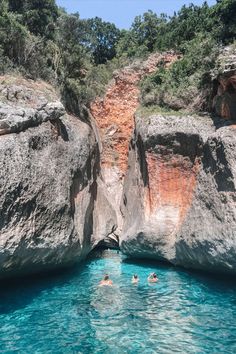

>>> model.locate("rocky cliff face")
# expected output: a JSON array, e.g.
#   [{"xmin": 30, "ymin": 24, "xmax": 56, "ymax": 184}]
[
  {"xmin": 0, "ymin": 76, "xmax": 99, "ymax": 278},
  {"xmin": 91, "ymin": 53, "xmax": 179, "ymax": 244},
  {"xmin": 2, "ymin": 48, "xmax": 236, "ymax": 278},
  {"xmin": 90, "ymin": 48, "xmax": 236, "ymax": 274},
  {"xmin": 120, "ymin": 113, "xmax": 236, "ymax": 273}
]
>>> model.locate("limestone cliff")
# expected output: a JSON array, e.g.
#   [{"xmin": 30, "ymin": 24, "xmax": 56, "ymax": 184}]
[
  {"xmin": 2, "ymin": 47, "xmax": 236, "ymax": 278},
  {"xmin": 0, "ymin": 76, "xmax": 99, "ymax": 278},
  {"xmin": 120, "ymin": 113, "xmax": 236, "ymax": 273},
  {"xmin": 91, "ymin": 52, "xmax": 179, "ymax": 244},
  {"xmin": 91, "ymin": 48, "xmax": 236, "ymax": 274}
]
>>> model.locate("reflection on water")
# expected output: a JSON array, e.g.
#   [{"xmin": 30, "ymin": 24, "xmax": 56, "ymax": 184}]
[{"xmin": 0, "ymin": 249, "xmax": 236, "ymax": 353}]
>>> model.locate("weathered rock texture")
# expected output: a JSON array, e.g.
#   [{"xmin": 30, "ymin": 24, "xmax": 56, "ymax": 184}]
[
  {"xmin": 212, "ymin": 46, "xmax": 236, "ymax": 120},
  {"xmin": 91, "ymin": 53, "xmax": 179, "ymax": 242},
  {"xmin": 3, "ymin": 47, "xmax": 236, "ymax": 277},
  {"xmin": 0, "ymin": 76, "xmax": 99, "ymax": 278},
  {"xmin": 120, "ymin": 113, "xmax": 236, "ymax": 273}
]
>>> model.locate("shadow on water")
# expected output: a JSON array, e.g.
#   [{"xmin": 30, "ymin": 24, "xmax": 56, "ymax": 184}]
[
  {"xmin": 0, "ymin": 249, "xmax": 118, "ymax": 316},
  {"xmin": 1, "ymin": 248, "xmax": 236, "ymax": 316},
  {"xmin": 122, "ymin": 255, "xmax": 174, "ymax": 270},
  {"xmin": 122, "ymin": 255, "xmax": 236, "ymax": 291},
  {"xmin": 0, "ymin": 260, "xmax": 88, "ymax": 315}
]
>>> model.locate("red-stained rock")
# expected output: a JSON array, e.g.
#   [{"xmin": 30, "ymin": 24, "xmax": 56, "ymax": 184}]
[
  {"xmin": 144, "ymin": 153, "xmax": 199, "ymax": 229},
  {"xmin": 91, "ymin": 52, "xmax": 179, "ymax": 174},
  {"xmin": 91, "ymin": 47, "xmax": 236, "ymax": 274},
  {"xmin": 90, "ymin": 53, "xmax": 179, "ymax": 242},
  {"xmin": 121, "ymin": 113, "xmax": 236, "ymax": 274}
]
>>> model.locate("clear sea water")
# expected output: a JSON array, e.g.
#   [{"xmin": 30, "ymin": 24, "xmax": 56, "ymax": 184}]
[{"xmin": 1, "ymin": 249, "xmax": 236, "ymax": 354}]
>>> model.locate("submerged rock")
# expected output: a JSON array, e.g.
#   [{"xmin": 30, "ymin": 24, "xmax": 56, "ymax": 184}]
[
  {"xmin": 120, "ymin": 113, "xmax": 236, "ymax": 273},
  {"xmin": 0, "ymin": 77, "xmax": 99, "ymax": 278}
]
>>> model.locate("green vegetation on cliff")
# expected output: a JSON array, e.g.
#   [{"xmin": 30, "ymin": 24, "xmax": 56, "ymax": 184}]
[
  {"xmin": 0, "ymin": 0, "xmax": 235, "ymax": 114},
  {"xmin": 140, "ymin": 35, "xmax": 219, "ymax": 112},
  {"xmin": 138, "ymin": 0, "xmax": 236, "ymax": 112},
  {"xmin": 0, "ymin": 0, "xmax": 124, "ymax": 115}
]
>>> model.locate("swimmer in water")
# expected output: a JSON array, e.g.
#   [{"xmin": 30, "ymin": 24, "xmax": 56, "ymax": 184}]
[
  {"xmin": 132, "ymin": 274, "xmax": 139, "ymax": 284},
  {"xmin": 148, "ymin": 273, "xmax": 158, "ymax": 283},
  {"xmin": 99, "ymin": 274, "xmax": 113, "ymax": 286}
]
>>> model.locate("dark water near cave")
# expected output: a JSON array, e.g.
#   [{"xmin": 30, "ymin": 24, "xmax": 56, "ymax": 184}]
[{"xmin": 1, "ymin": 250, "xmax": 236, "ymax": 354}]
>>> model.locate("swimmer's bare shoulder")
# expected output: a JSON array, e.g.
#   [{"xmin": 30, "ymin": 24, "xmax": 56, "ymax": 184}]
[
  {"xmin": 99, "ymin": 280, "xmax": 113, "ymax": 287},
  {"xmin": 98, "ymin": 275, "xmax": 113, "ymax": 286}
]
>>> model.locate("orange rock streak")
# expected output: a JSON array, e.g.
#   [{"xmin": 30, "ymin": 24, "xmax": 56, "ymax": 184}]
[
  {"xmin": 145, "ymin": 153, "xmax": 200, "ymax": 226},
  {"xmin": 91, "ymin": 53, "xmax": 179, "ymax": 174}
]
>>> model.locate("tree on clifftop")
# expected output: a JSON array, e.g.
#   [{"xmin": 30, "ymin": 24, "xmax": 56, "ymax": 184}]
[
  {"xmin": 117, "ymin": 11, "xmax": 167, "ymax": 57},
  {"xmin": 8, "ymin": 0, "xmax": 59, "ymax": 39},
  {"xmin": 0, "ymin": 0, "xmax": 9, "ymax": 15},
  {"xmin": 86, "ymin": 17, "xmax": 121, "ymax": 64},
  {"xmin": 213, "ymin": 0, "xmax": 236, "ymax": 43},
  {"xmin": 8, "ymin": 0, "xmax": 24, "ymax": 13}
]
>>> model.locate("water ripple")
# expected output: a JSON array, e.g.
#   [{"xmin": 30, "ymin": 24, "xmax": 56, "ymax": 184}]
[{"xmin": 1, "ymin": 249, "xmax": 236, "ymax": 353}]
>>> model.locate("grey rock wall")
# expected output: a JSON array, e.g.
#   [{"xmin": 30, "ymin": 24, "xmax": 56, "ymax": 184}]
[
  {"xmin": 0, "ymin": 78, "xmax": 99, "ymax": 278},
  {"xmin": 120, "ymin": 113, "xmax": 236, "ymax": 274}
]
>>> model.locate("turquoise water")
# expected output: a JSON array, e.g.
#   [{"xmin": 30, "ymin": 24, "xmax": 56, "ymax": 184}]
[{"xmin": 1, "ymin": 249, "xmax": 236, "ymax": 354}]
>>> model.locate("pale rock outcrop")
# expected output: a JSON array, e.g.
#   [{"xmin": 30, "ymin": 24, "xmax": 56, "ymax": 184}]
[
  {"xmin": 120, "ymin": 113, "xmax": 236, "ymax": 273},
  {"xmin": 0, "ymin": 77, "xmax": 99, "ymax": 278}
]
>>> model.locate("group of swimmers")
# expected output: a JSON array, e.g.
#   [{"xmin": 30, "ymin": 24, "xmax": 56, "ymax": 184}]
[{"xmin": 99, "ymin": 273, "xmax": 158, "ymax": 286}]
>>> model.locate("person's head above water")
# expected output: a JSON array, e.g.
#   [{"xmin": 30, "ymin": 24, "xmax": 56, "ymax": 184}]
[
  {"xmin": 132, "ymin": 274, "xmax": 139, "ymax": 283},
  {"xmin": 148, "ymin": 272, "xmax": 158, "ymax": 282},
  {"xmin": 99, "ymin": 273, "xmax": 113, "ymax": 286}
]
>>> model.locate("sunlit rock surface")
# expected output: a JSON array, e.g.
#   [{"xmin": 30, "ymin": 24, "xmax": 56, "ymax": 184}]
[
  {"xmin": 120, "ymin": 113, "xmax": 236, "ymax": 273},
  {"xmin": 91, "ymin": 52, "xmax": 179, "ymax": 244},
  {"xmin": 0, "ymin": 77, "xmax": 99, "ymax": 278}
]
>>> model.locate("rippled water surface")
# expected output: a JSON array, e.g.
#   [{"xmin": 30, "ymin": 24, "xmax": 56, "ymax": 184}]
[{"xmin": 1, "ymin": 249, "xmax": 236, "ymax": 353}]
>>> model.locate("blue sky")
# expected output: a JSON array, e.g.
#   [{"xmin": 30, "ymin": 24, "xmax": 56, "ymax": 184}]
[{"xmin": 56, "ymin": 0, "xmax": 217, "ymax": 29}]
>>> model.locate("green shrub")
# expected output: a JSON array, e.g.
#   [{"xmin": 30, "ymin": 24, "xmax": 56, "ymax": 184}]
[
  {"xmin": 140, "ymin": 35, "xmax": 219, "ymax": 112},
  {"xmin": 0, "ymin": 0, "xmax": 235, "ymax": 117}
]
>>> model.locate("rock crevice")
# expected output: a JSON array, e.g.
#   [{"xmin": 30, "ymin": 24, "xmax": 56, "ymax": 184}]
[{"xmin": 2, "ymin": 47, "xmax": 236, "ymax": 278}]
